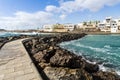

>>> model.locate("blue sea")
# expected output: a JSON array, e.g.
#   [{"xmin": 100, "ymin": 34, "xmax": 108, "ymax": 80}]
[
  {"xmin": 60, "ymin": 35, "xmax": 120, "ymax": 75},
  {"xmin": 0, "ymin": 32, "xmax": 51, "ymax": 37}
]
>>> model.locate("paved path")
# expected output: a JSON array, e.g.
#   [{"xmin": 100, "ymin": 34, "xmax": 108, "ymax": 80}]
[{"xmin": 0, "ymin": 39, "xmax": 42, "ymax": 80}]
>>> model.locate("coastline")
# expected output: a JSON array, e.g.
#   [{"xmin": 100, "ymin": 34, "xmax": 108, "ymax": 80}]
[
  {"xmin": 0, "ymin": 32, "xmax": 120, "ymax": 80},
  {"xmin": 23, "ymin": 33, "xmax": 120, "ymax": 80},
  {"xmin": 0, "ymin": 34, "xmax": 39, "ymax": 50},
  {"xmin": 69, "ymin": 31, "xmax": 120, "ymax": 35}
]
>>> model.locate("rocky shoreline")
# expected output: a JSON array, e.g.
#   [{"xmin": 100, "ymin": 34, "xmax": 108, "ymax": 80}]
[
  {"xmin": 23, "ymin": 33, "xmax": 120, "ymax": 80},
  {"xmin": 0, "ymin": 34, "xmax": 46, "ymax": 49}
]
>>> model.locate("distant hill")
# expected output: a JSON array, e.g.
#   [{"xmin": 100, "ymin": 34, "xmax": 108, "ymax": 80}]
[{"xmin": 0, "ymin": 29, "xmax": 6, "ymax": 31}]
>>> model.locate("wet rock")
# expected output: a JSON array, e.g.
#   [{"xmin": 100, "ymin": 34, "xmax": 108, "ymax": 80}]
[
  {"xmin": 84, "ymin": 62, "xmax": 99, "ymax": 73},
  {"xmin": 8, "ymin": 37, "xmax": 14, "ymax": 41}
]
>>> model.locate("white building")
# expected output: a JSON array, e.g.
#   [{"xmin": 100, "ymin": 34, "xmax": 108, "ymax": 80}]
[
  {"xmin": 98, "ymin": 23, "xmax": 106, "ymax": 32},
  {"xmin": 77, "ymin": 23, "xmax": 84, "ymax": 29},
  {"xmin": 43, "ymin": 23, "xmax": 75, "ymax": 32},
  {"xmin": 98, "ymin": 17, "xmax": 120, "ymax": 33},
  {"xmin": 64, "ymin": 24, "xmax": 75, "ymax": 31},
  {"xmin": 110, "ymin": 20, "xmax": 118, "ymax": 33},
  {"xmin": 43, "ymin": 24, "xmax": 53, "ymax": 32}
]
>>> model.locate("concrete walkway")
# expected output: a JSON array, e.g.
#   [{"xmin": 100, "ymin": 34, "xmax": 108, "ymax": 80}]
[{"xmin": 0, "ymin": 39, "xmax": 42, "ymax": 80}]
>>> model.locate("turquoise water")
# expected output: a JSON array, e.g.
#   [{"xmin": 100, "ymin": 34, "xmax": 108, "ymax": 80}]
[
  {"xmin": 0, "ymin": 32, "xmax": 21, "ymax": 37},
  {"xmin": 60, "ymin": 35, "xmax": 120, "ymax": 74},
  {"xmin": 0, "ymin": 32, "xmax": 51, "ymax": 37}
]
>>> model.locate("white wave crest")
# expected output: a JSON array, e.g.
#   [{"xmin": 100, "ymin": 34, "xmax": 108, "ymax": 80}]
[
  {"xmin": 99, "ymin": 64, "xmax": 108, "ymax": 71},
  {"xmin": 104, "ymin": 45, "xmax": 112, "ymax": 49},
  {"xmin": 116, "ymin": 71, "xmax": 120, "ymax": 76},
  {"xmin": 99, "ymin": 63, "xmax": 120, "ymax": 76},
  {"xmin": 74, "ymin": 43, "xmax": 109, "ymax": 53}
]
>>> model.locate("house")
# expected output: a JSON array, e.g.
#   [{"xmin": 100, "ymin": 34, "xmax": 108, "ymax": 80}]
[
  {"xmin": 115, "ymin": 19, "xmax": 120, "ymax": 32},
  {"xmin": 43, "ymin": 23, "xmax": 76, "ymax": 32},
  {"xmin": 76, "ymin": 21, "xmax": 99, "ymax": 32},
  {"xmin": 77, "ymin": 23, "xmax": 84, "ymax": 29},
  {"xmin": 98, "ymin": 17, "xmax": 112, "ymax": 32},
  {"xmin": 53, "ymin": 24, "xmax": 68, "ymax": 32},
  {"xmin": 63, "ymin": 23, "xmax": 75, "ymax": 31},
  {"xmin": 110, "ymin": 20, "xmax": 118, "ymax": 33},
  {"xmin": 43, "ymin": 24, "xmax": 53, "ymax": 32},
  {"xmin": 98, "ymin": 23, "xmax": 109, "ymax": 32},
  {"xmin": 98, "ymin": 17, "xmax": 120, "ymax": 33}
]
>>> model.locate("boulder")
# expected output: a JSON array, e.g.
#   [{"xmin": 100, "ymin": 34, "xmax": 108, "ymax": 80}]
[
  {"xmin": 44, "ymin": 67, "xmax": 92, "ymax": 80},
  {"xmin": 39, "ymin": 62, "xmax": 50, "ymax": 69},
  {"xmin": 84, "ymin": 62, "xmax": 99, "ymax": 73},
  {"xmin": 92, "ymin": 71, "xmax": 120, "ymax": 80},
  {"xmin": 24, "ymin": 40, "xmax": 33, "ymax": 53},
  {"xmin": 33, "ymin": 51, "xmax": 46, "ymax": 62},
  {"xmin": 50, "ymin": 49, "xmax": 84, "ymax": 68},
  {"xmin": 33, "ymin": 48, "xmax": 56, "ymax": 63}
]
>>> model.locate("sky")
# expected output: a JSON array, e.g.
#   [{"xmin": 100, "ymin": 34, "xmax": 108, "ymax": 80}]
[{"xmin": 0, "ymin": 0, "xmax": 120, "ymax": 30}]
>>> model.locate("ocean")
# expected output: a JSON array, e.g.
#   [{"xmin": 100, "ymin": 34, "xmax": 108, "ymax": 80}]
[
  {"xmin": 0, "ymin": 32, "xmax": 51, "ymax": 37},
  {"xmin": 60, "ymin": 34, "xmax": 120, "ymax": 75}
]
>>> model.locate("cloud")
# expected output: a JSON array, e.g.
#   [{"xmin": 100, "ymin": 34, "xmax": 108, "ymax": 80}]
[
  {"xmin": 0, "ymin": 11, "xmax": 54, "ymax": 30},
  {"xmin": 80, "ymin": 0, "xmax": 120, "ymax": 11},
  {"xmin": 44, "ymin": 0, "xmax": 120, "ymax": 24},
  {"xmin": 46, "ymin": 0, "xmax": 120, "ymax": 13},
  {"xmin": 59, "ymin": 14, "xmax": 66, "ymax": 20},
  {"xmin": 45, "ymin": 5, "xmax": 59, "ymax": 12},
  {"xmin": 1, "ymin": 0, "xmax": 120, "ymax": 30}
]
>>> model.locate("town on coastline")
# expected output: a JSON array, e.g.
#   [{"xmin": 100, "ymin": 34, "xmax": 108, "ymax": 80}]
[
  {"xmin": 43, "ymin": 17, "xmax": 120, "ymax": 33},
  {"xmin": 0, "ymin": 17, "xmax": 120, "ymax": 80},
  {"xmin": 1, "ymin": 17, "xmax": 120, "ymax": 34}
]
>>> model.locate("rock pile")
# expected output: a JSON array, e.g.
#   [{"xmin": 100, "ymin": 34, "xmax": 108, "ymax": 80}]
[
  {"xmin": 23, "ymin": 33, "xmax": 120, "ymax": 80},
  {"xmin": 0, "ymin": 35, "xmax": 36, "ymax": 49}
]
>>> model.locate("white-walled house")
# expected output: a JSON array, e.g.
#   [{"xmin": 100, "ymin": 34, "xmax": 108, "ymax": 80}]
[
  {"xmin": 43, "ymin": 24, "xmax": 53, "ymax": 32},
  {"xmin": 77, "ymin": 23, "xmax": 84, "ymax": 29},
  {"xmin": 98, "ymin": 23, "xmax": 106, "ymax": 32},
  {"xmin": 110, "ymin": 21, "xmax": 118, "ymax": 33},
  {"xmin": 64, "ymin": 24, "xmax": 75, "ymax": 31},
  {"xmin": 115, "ymin": 19, "xmax": 120, "ymax": 31},
  {"xmin": 98, "ymin": 17, "xmax": 120, "ymax": 33},
  {"xmin": 76, "ymin": 21, "xmax": 100, "ymax": 32}
]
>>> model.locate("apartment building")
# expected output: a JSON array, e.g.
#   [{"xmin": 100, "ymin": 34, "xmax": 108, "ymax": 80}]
[
  {"xmin": 43, "ymin": 23, "xmax": 75, "ymax": 32},
  {"xmin": 98, "ymin": 17, "xmax": 120, "ymax": 33}
]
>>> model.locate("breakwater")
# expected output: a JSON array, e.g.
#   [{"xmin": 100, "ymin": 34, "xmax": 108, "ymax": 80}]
[{"xmin": 23, "ymin": 33, "xmax": 120, "ymax": 80}]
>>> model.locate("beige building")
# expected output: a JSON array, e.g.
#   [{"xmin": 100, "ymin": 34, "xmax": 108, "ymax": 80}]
[
  {"xmin": 53, "ymin": 24, "xmax": 68, "ymax": 32},
  {"xmin": 43, "ymin": 23, "xmax": 75, "ymax": 32},
  {"xmin": 77, "ymin": 21, "xmax": 99, "ymax": 32},
  {"xmin": 64, "ymin": 24, "xmax": 75, "ymax": 31},
  {"xmin": 43, "ymin": 24, "xmax": 53, "ymax": 32}
]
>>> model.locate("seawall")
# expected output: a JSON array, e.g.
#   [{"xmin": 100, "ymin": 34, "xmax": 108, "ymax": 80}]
[{"xmin": 23, "ymin": 33, "xmax": 120, "ymax": 80}]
